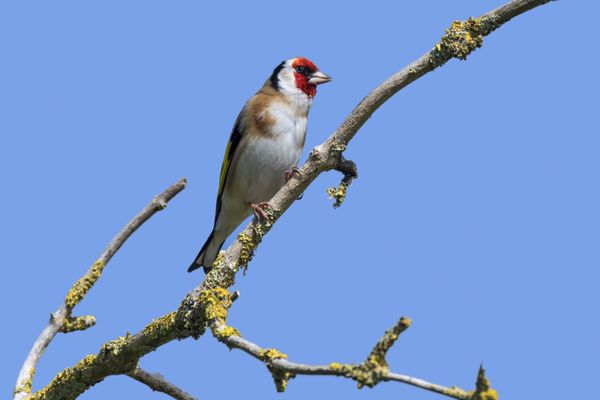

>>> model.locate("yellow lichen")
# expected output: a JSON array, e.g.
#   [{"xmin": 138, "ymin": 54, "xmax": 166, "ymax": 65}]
[
  {"xmin": 238, "ymin": 208, "xmax": 278, "ymax": 272},
  {"xmin": 212, "ymin": 251, "xmax": 226, "ymax": 270},
  {"xmin": 177, "ymin": 288, "xmax": 227, "ymax": 338},
  {"xmin": 259, "ymin": 348, "xmax": 288, "ymax": 361},
  {"xmin": 64, "ymin": 259, "xmax": 106, "ymax": 309},
  {"xmin": 330, "ymin": 140, "xmax": 347, "ymax": 154},
  {"xmin": 176, "ymin": 287, "xmax": 235, "ymax": 339},
  {"xmin": 30, "ymin": 355, "xmax": 98, "ymax": 400},
  {"xmin": 467, "ymin": 366, "xmax": 499, "ymax": 400},
  {"xmin": 199, "ymin": 287, "xmax": 231, "ymax": 321},
  {"xmin": 143, "ymin": 312, "xmax": 177, "ymax": 340},
  {"xmin": 328, "ymin": 361, "xmax": 384, "ymax": 389},
  {"xmin": 214, "ymin": 325, "xmax": 240, "ymax": 340},
  {"xmin": 203, "ymin": 251, "xmax": 238, "ymax": 290},
  {"xmin": 100, "ymin": 333, "xmax": 131, "ymax": 356},
  {"xmin": 443, "ymin": 385, "xmax": 470, "ymax": 399},
  {"xmin": 13, "ymin": 367, "xmax": 35, "ymax": 396},
  {"xmin": 326, "ymin": 181, "xmax": 348, "ymax": 208},
  {"xmin": 61, "ymin": 315, "xmax": 96, "ymax": 333},
  {"xmin": 202, "ymin": 207, "xmax": 279, "ymax": 288},
  {"xmin": 329, "ymin": 362, "xmax": 342, "ymax": 371},
  {"xmin": 430, "ymin": 15, "xmax": 499, "ymax": 67},
  {"xmin": 269, "ymin": 367, "xmax": 296, "ymax": 392},
  {"xmin": 328, "ymin": 318, "xmax": 412, "ymax": 389},
  {"xmin": 259, "ymin": 348, "xmax": 294, "ymax": 392},
  {"xmin": 468, "ymin": 389, "xmax": 499, "ymax": 400},
  {"xmin": 237, "ymin": 231, "xmax": 256, "ymax": 272},
  {"xmin": 368, "ymin": 317, "xmax": 411, "ymax": 367}
]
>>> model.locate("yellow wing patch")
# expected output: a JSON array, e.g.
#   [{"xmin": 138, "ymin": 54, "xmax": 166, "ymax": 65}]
[
  {"xmin": 217, "ymin": 115, "xmax": 244, "ymax": 197},
  {"xmin": 218, "ymin": 139, "xmax": 233, "ymax": 195}
]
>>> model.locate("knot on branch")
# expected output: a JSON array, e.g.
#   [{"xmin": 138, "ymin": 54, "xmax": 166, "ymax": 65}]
[
  {"xmin": 60, "ymin": 315, "xmax": 96, "ymax": 333},
  {"xmin": 331, "ymin": 317, "xmax": 411, "ymax": 388},
  {"xmin": 259, "ymin": 349, "xmax": 296, "ymax": 392},
  {"xmin": 64, "ymin": 259, "xmax": 106, "ymax": 309},
  {"xmin": 177, "ymin": 288, "xmax": 233, "ymax": 339},
  {"xmin": 429, "ymin": 15, "xmax": 500, "ymax": 67}
]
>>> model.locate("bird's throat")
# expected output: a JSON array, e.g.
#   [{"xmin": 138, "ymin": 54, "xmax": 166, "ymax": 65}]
[{"xmin": 294, "ymin": 73, "xmax": 316, "ymax": 98}]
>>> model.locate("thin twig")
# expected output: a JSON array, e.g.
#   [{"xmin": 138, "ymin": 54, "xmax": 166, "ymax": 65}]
[
  {"xmin": 213, "ymin": 320, "xmax": 472, "ymax": 399},
  {"xmin": 127, "ymin": 366, "xmax": 198, "ymax": 400},
  {"xmin": 13, "ymin": 178, "xmax": 187, "ymax": 400}
]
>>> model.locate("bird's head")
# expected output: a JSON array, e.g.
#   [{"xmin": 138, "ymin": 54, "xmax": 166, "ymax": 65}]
[{"xmin": 269, "ymin": 57, "xmax": 331, "ymax": 99}]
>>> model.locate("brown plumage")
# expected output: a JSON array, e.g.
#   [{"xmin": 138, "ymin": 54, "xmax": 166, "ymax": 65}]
[{"xmin": 188, "ymin": 57, "xmax": 331, "ymax": 273}]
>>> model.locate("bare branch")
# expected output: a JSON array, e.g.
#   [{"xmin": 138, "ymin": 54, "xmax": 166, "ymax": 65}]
[
  {"xmin": 13, "ymin": 178, "xmax": 187, "ymax": 400},
  {"xmin": 127, "ymin": 366, "xmax": 198, "ymax": 400},
  {"xmin": 24, "ymin": 0, "xmax": 553, "ymax": 398},
  {"xmin": 213, "ymin": 319, "xmax": 483, "ymax": 399}
]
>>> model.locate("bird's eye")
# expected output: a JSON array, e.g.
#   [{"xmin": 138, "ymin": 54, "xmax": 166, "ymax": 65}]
[{"xmin": 295, "ymin": 65, "xmax": 305, "ymax": 74}]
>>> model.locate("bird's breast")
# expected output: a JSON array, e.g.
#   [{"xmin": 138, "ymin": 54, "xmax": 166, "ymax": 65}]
[
  {"xmin": 266, "ymin": 102, "xmax": 307, "ymax": 148},
  {"xmin": 231, "ymin": 105, "xmax": 307, "ymax": 204}
]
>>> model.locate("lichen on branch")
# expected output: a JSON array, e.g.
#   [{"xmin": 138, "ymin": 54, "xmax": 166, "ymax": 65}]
[
  {"xmin": 64, "ymin": 260, "xmax": 106, "ymax": 309},
  {"xmin": 329, "ymin": 317, "xmax": 411, "ymax": 389},
  {"xmin": 326, "ymin": 181, "xmax": 349, "ymax": 208},
  {"xmin": 469, "ymin": 366, "xmax": 498, "ymax": 400},
  {"xmin": 430, "ymin": 16, "xmax": 500, "ymax": 67},
  {"xmin": 18, "ymin": 2, "xmax": 555, "ymax": 399},
  {"xmin": 60, "ymin": 316, "xmax": 96, "ymax": 333}
]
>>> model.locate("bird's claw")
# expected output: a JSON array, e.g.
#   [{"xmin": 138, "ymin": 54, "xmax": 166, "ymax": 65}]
[
  {"xmin": 250, "ymin": 202, "xmax": 271, "ymax": 221},
  {"xmin": 285, "ymin": 167, "xmax": 302, "ymax": 182}
]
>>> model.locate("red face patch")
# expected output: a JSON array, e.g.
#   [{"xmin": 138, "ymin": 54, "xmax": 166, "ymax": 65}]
[{"xmin": 292, "ymin": 58, "xmax": 318, "ymax": 98}]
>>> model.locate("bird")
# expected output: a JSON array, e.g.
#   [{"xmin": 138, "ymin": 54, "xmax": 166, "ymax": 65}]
[{"xmin": 188, "ymin": 57, "xmax": 331, "ymax": 273}]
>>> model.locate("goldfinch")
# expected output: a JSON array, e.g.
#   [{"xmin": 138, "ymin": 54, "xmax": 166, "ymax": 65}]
[{"xmin": 188, "ymin": 57, "xmax": 331, "ymax": 273}]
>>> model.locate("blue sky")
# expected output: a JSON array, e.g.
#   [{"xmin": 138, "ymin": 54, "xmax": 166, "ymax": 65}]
[{"xmin": 1, "ymin": 1, "xmax": 598, "ymax": 399}]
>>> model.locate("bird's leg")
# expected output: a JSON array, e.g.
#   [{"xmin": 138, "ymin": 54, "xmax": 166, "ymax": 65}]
[
  {"xmin": 249, "ymin": 202, "xmax": 271, "ymax": 221},
  {"xmin": 285, "ymin": 166, "xmax": 302, "ymax": 182}
]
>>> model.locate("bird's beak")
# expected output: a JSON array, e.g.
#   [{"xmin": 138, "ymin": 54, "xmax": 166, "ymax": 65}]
[{"xmin": 309, "ymin": 71, "xmax": 332, "ymax": 85}]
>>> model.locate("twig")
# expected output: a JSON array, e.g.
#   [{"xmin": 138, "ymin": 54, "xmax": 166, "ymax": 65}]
[
  {"xmin": 127, "ymin": 366, "xmax": 198, "ymax": 400},
  {"xmin": 24, "ymin": 1, "xmax": 553, "ymax": 398},
  {"xmin": 13, "ymin": 178, "xmax": 187, "ymax": 400},
  {"xmin": 213, "ymin": 319, "xmax": 483, "ymax": 399}
]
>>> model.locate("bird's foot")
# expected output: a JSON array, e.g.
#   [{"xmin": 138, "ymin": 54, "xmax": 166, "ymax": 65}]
[
  {"xmin": 285, "ymin": 167, "xmax": 302, "ymax": 182},
  {"xmin": 250, "ymin": 202, "xmax": 271, "ymax": 221}
]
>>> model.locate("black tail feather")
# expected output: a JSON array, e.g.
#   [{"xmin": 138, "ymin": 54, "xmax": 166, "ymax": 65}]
[
  {"xmin": 202, "ymin": 242, "xmax": 224, "ymax": 273},
  {"xmin": 188, "ymin": 231, "xmax": 214, "ymax": 273}
]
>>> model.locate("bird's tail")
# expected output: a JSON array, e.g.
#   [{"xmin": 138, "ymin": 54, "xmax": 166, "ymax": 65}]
[{"xmin": 187, "ymin": 230, "xmax": 224, "ymax": 273}]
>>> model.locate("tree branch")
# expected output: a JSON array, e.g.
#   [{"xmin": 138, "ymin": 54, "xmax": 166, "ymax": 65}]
[
  {"xmin": 127, "ymin": 366, "xmax": 198, "ymax": 400},
  {"xmin": 212, "ymin": 319, "xmax": 494, "ymax": 399},
  {"xmin": 23, "ymin": 0, "xmax": 553, "ymax": 398},
  {"xmin": 13, "ymin": 178, "xmax": 187, "ymax": 400}
]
